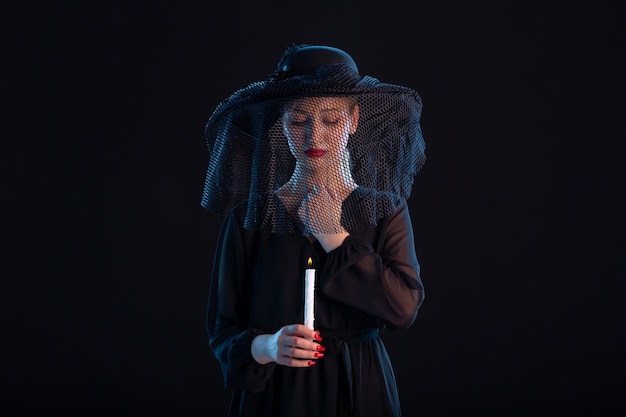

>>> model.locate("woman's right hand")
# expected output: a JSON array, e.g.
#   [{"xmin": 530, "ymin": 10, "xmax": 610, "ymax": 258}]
[{"xmin": 251, "ymin": 324, "xmax": 325, "ymax": 367}]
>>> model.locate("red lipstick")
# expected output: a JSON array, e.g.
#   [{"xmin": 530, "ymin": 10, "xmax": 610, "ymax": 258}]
[{"xmin": 305, "ymin": 148, "xmax": 327, "ymax": 157}]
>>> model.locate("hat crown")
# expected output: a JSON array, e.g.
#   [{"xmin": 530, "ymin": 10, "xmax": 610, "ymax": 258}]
[{"xmin": 272, "ymin": 45, "xmax": 359, "ymax": 79}]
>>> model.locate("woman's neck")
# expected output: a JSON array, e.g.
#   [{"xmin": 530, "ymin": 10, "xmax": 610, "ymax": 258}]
[{"xmin": 281, "ymin": 164, "xmax": 357, "ymax": 195}]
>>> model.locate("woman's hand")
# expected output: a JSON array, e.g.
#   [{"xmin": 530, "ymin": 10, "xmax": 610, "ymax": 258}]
[
  {"xmin": 298, "ymin": 186, "xmax": 344, "ymax": 234},
  {"xmin": 251, "ymin": 324, "xmax": 325, "ymax": 367},
  {"xmin": 298, "ymin": 186, "xmax": 350, "ymax": 252}
]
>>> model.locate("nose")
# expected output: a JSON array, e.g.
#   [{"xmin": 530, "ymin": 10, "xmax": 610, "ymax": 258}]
[{"xmin": 305, "ymin": 118, "xmax": 324, "ymax": 147}]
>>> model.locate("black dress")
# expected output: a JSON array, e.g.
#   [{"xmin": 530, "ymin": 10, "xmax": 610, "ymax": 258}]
[{"xmin": 206, "ymin": 190, "xmax": 424, "ymax": 417}]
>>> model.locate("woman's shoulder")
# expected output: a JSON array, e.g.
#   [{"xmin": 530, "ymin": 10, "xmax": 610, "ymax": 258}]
[
  {"xmin": 348, "ymin": 187, "xmax": 405, "ymax": 205},
  {"xmin": 342, "ymin": 187, "xmax": 407, "ymax": 231},
  {"xmin": 232, "ymin": 191, "xmax": 300, "ymax": 234}
]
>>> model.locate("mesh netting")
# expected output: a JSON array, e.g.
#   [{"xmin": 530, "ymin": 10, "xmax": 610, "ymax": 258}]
[{"xmin": 201, "ymin": 46, "xmax": 426, "ymax": 235}]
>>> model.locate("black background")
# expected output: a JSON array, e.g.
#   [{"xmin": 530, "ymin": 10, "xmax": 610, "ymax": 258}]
[{"xmin": 3, "ymin": 1, "xmax": 624, "ymax": 416}]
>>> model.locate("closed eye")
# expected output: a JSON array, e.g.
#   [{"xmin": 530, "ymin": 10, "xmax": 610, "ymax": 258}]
[
  {"xmin": 288, "ymin": 112, "xmax": 310, "ymax": 126},
  {"xmin": 322, "ymin": 111, "xmax": 343, "ymax": 125}
]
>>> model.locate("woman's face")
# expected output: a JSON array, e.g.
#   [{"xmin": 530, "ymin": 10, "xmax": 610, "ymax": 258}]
[{"xmin": 282, "ymin": 97, "xmax": 359, "ymax": 172}]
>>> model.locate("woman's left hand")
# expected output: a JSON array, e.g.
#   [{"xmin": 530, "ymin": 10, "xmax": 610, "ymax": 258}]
[
  {"xmin": 298, "ymin": 186, "xmax": 344, "ymax": 235},
  {"xmin": 298, "ymin": 186, "xmax": 350, "ymax": 252}
]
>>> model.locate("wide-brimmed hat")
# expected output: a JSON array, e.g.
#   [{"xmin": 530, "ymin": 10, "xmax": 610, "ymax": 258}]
[{"xmin": 201, "ymin": 44, "xmax": 426, "ymax": 234}]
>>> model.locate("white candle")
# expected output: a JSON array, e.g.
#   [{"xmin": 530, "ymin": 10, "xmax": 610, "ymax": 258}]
[{"xmin": 304, "ymin": 257, "xmax": 315, "ymax": 329}]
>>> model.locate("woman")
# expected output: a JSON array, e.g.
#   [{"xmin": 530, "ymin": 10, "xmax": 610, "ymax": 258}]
[{"xmin": 202, "ymin": 44, "xmax": 427, "ymax": 417}]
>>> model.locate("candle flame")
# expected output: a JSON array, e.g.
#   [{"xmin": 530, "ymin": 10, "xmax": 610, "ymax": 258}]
[{"xmin": 307, "ymin": 257, "xmax": 312, "ymax": 268}]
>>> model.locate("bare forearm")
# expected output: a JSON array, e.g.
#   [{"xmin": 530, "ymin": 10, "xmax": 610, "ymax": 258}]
[
  {"xmin": 314, "ymin": 232, "xmax": 350, "ymax": 252},
  {"xmin": 251, "ymin": 334, "xmax": 276, "ymax": 364}
]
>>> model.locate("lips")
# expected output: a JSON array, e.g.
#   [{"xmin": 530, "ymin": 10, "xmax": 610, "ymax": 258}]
[{"xmin": 305, "ymin": 148, "xmax": 327, "ymax": 157}]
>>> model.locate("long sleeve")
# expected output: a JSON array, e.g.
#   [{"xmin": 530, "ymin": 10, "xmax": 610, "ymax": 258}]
[
  {"xmin": 320, "ymin": 200, "xmax": 424, "ymax": 328},
  {"xmin": 206, "ymin": 215, "xmax": 276, "ymax": 392}
]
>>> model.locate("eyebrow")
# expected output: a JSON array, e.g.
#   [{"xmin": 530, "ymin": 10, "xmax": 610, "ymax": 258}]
[{"xmin": 290, "ymin": 107, "xmax": 344, "ymax": 113}]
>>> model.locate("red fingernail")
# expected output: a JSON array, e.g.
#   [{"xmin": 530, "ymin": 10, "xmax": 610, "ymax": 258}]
[
  {"xmin": 314, "ymin": 333, "xmax": 322, "ymax": 342},
  {"xmin": 308, "ymin": 361, "xmax": 316, "ymax": 366},
  {"xmin": 316, "ymin": 345, "xmax": 325, "ymax": 352},
  {"xmin": 314, "ymin": 352, "xmax": 324, "ymax": 358}
]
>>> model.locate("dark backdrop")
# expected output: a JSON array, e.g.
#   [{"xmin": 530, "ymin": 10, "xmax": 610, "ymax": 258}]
[{"xmin": 3, "ymin": 1, "xmax": 624, "ymax": 416}]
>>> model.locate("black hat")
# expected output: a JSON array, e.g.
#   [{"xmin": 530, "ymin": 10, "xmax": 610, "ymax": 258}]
[
  {"xmin": 270, "ymin": 44, "xmax": 359, "ymax": 80},
  {"xmin": 201, "ymin": 44, "xmax": 426, "ymax": 234}
]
